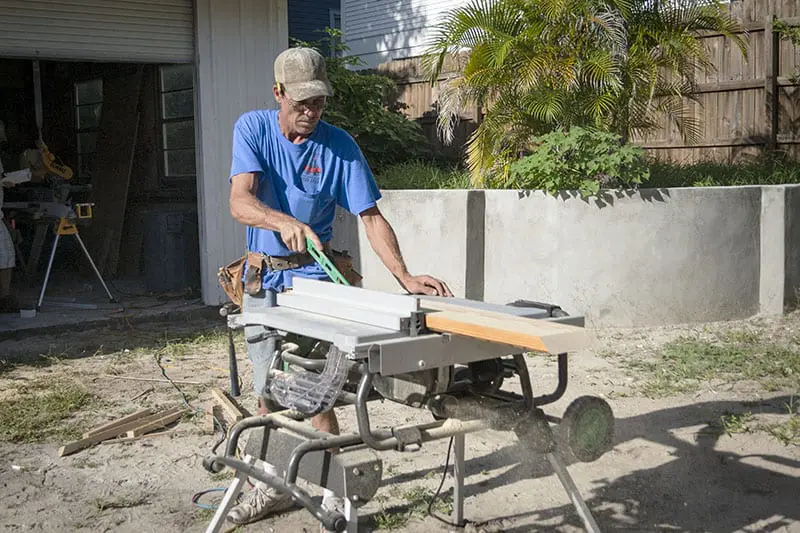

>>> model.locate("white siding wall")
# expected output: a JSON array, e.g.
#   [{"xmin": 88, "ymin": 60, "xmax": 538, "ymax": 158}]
[
  {"xmin": 342, "ymin": 0, "xmax": 470, "ymax": 68},
  {"xmin": 194, "ymin": 0, "xmax": 288, "ymax": 305},
  {"xmin": 0, "ymin": 0, "xmax": 194, "ymax": 63}
]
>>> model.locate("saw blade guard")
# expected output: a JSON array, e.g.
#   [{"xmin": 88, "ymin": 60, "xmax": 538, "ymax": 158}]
[{"xmin": 269, "ymin": 343, "xmax": 352, "ymax": 416}]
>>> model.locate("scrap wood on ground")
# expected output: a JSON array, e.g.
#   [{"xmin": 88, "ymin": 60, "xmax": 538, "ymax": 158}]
[{"xmin": 58, "ymin": 406, "xmax": 190, "ymax": 456}]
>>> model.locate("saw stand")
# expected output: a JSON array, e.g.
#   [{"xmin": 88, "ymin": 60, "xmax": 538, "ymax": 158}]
[
  {"xmin": 203, "ymin": 278, "xmax": 613, "ymax": 533},
  {"xmin": 37, "ymin": 203, "xmax": 116, "ymax": 311}
]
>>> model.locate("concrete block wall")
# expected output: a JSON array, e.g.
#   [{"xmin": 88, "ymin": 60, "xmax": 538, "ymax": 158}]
[{"xmin": 332, "ymin": 185, "xmax": 799, "ymax": 327}]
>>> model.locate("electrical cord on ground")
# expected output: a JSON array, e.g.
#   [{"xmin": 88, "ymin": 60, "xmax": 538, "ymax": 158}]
[
  {"xmin": 153, "ymin": 350, "xmax": 196, "ymax": 409},
  {"xmin": 426, "ymin": 436, "xmax": 465, "ymax": 528},
  {"xmin": 192, "ymin": 487, "xmax": 227, "ymax": 510}
]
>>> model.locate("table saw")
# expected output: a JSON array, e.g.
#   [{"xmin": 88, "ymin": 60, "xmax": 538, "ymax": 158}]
[{"xmin": 203, "ymin": 278, "xmax": 614, "ymax": 532}]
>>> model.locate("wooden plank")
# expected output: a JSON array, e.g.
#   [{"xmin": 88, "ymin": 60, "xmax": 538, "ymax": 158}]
[
  {"xmin": 59, "ymin": 406, "xmax": 186, "ymax": 456},
  {"xmin": 83, "ymin": 408, "xmax": 153, "ymax": 438},
  {"xmin": 125, "ymin": 408, "xmax": 190, "ymax": 438},
  {"xmin": 424, "ymin": 309, "xmax": 587, "ymax": 354},
  {"xmin": 421, "ymin": 301, "xmax": 588, "ymax": 354},
  {"xmin": 83, "ymin": 66, "xmax": 143, "ymax": 276},
  {"xmin": 765, "ymin": 7, "xmax": 779, "ymax": 150},
  {"xmin": 100, "ymin": 429, "xmax": 175, "ymax": 445},
  {"xmin": 211, "ymin": 387, "xmax": 245, "ymax": 422}
]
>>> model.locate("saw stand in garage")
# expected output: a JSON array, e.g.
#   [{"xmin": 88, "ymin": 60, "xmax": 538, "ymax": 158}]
[{"xmin": 36, "ymin": 202, "xmax": 116, "ymax": 311}]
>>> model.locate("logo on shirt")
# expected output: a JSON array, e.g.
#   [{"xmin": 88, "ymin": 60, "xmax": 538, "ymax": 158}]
[{"xmin": 304, "ymin": 154, "xmax": 322, "ymax": 175}]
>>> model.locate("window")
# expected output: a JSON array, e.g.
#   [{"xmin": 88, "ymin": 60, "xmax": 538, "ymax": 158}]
[
  {"xmin": 159, "ymin": 64, "xmax": 196, "ymax": 181},
  {"xmin": 329, "ymin": 9, "xmax": 342, "ymax": 57},
  {"xmin": 74, "ymin": 79, "xmax": 103, "ymax": 179}
]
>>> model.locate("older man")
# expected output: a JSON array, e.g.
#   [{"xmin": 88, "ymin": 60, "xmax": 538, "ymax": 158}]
[{"xmin": 226, "ymin": 47, "xmax": 451, "ymax": 526}]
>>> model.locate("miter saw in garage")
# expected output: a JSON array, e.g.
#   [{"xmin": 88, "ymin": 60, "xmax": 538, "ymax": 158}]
[{"xmin": 203, "ymin": 276, "xmax": 615, "ymax": 533}]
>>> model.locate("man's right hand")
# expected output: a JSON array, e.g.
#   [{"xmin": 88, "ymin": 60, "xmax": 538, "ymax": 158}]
[{"xmin": 278, "ymin": 219, "xmax": 322, "ymax": 254}]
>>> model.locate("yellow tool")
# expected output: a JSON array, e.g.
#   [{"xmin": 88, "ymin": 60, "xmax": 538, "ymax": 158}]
[{"xmin": 36, "ymin": 139, "xmax": 73, "ymax": 181}]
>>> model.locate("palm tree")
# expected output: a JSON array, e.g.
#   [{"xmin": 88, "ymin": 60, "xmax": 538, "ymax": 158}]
[{"xmin": 423, "ymin": 0, "xmax": 747, "ymax": 184}]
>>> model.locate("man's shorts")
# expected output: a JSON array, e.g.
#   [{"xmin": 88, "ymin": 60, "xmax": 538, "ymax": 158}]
[{"xmin": 242, "ymin": 289, "xmax": 331, "ymax": 399}]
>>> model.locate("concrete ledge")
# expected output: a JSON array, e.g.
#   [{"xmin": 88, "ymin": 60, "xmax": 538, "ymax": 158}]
[
  {"xmin": 334, "ymin": 185, "xmax": 799, "ymax": 327},
  {"xmin": 484, "ymin": 188, "xmax": 761, "ymax": 327},
  {"xmin": 332, "ymin": 190, "xmax": 480, "ymax": 298}
]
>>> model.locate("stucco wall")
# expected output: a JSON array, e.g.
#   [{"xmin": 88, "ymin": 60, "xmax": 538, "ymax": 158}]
[{"xmin": 334, "ymin": 186, "xmax": 796, "ymax": 327}]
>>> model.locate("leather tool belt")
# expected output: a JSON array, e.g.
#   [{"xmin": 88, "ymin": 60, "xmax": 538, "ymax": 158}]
[
  {"xmin": 244, "ymin": 246, "xmax": 331, "ymax": 295},
  {"xmin": 217, "ymin": 243, "xmax": 361, "ymax": 308}
]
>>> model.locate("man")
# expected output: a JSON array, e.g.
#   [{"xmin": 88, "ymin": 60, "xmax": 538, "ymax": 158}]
[
  {"xmin": 0, "ymin": 120, "xmax": 18, "ymax": 313},
  {"xmin": 226, "ymin": 47, "xmax": 452, "ymax": 526}
]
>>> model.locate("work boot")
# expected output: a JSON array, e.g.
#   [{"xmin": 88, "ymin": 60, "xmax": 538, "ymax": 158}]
[
  {"xmin": 227, "ymin": 481, "xmax": 295, "ymax": 525},
  {"xmin": 320, "ymin": 493, "xmax": 346, "ymax": 533}
]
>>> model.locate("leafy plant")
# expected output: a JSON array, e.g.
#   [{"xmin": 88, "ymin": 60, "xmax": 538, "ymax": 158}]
[
  {"xmin": 647, "ymin": 152, "xmax": 800, "ymax": 188},
  {"xmin": 504, "ymin": 127, "xmax": 649, "ymax": 196},
  {"xmin": 423, "ymin": 0, "xmax": 746, "ymax": 183},
  {"xmin": 291, "ymin": 29, "xmax": 432, "ymax": 171},
  {"xmin": 374, "ymin": 161, "xmax": 470, "ymax": 189},
  {"xmin": 775, "ymin": 19, "xmax": 800, "ymax": 81}
]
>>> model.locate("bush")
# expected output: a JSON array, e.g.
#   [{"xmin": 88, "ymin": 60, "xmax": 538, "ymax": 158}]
[
  {"xmin": 501, "ymin": 127, "xmax": 650, "ymax": 196},
  {"xmin": 374, "ymin": 161, "xmax": 470, "ymax": 189},
  {"xmin": 292, "ymin": 30, "xmax": 432, "ymax": 172},
  {"xmin": 647, "ymin": 153, "xmax": 800, "ymax": 189}
]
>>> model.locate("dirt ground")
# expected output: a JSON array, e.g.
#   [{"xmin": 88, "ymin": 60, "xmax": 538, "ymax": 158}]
[{"xmin": 0, "ymin": 308, "xmax": 798, "ymax": 533}]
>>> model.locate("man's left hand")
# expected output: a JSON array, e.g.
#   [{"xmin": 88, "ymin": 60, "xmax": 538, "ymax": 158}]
[{"xmin": 400, "ymin": 274, "xmax": 453, "ymax": 297}]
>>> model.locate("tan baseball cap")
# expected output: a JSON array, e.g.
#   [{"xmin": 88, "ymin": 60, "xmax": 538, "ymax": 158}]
[{"xmin": 274, "ymin": 47, "xmax": 334, "ymax": 101}]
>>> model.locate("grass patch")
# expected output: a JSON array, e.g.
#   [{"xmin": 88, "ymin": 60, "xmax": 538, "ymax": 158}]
[
  {"xmin": 647, "ymin": 153, "xmax": 800, "ymax": 189},
  {"xmin": 761, "ymin": 399, "xmax": 800, "ymax": 446},
  {"xmin": 720, "ymin": 411, "xmax": 754, "ymax": 435},
  {"xmin": 375, "ymin": 161, "xmax": 471, "ymax": 190},
  {"xmin": 373, "ymin": 486, "xmax": 452, "ymax": 530},
  {"xmin": 0, "ymin": 378, "xmax": 93, "ymax": 443},
  {"xmin": 624, "ymin": 335, "xmax": 800, "ymax": 398}
]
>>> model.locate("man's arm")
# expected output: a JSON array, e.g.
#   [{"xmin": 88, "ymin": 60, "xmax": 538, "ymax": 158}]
[
  {"xmin": 360, "ymin": 206, "xmax": 452, "ymax": 297},
  {"xmin": 229, "ymin": 172, "xmax": 322, "ymax": 253}
]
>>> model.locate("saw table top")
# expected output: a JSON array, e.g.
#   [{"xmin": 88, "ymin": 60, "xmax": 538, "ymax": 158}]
[{"xmin": 231, "ymin": 279, "xmax": 588, "ymax": 355}]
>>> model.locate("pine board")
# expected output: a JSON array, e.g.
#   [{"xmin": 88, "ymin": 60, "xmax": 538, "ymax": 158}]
[{"xmin": 422, "ymin": 305, "xmax": 587, "ymax": 354}]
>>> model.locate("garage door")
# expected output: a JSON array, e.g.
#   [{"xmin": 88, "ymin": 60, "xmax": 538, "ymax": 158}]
[{"xmin": 0, "ymin": 0, "xmax": 194, "ymax": 63}]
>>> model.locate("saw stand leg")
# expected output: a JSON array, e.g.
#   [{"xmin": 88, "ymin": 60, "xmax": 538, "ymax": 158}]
[
  {"xmin": 344, "ymin": 498, "xmax": 358, "ymax": 533},
  {"xmin": 452, "ymin": 434, "xmax": 466, "ymax": 526},
  {"xmin": 547, "ymin": 452, "xmax": 602, "ymax": 533},
  {"xmin": 37, "ymin": 221, "xmax": 116, "ymax": 311},
  {"xmin": 205, "ymin": 455, "xmax": 254, "ymax": 533}
]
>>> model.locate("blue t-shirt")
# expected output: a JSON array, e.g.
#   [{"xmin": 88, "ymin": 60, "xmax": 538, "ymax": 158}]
[{"xmin": 229, "ymin": 109, "xmax": 381, "ymax": 291}]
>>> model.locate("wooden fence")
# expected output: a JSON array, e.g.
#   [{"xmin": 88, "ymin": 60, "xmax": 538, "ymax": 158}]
[{"xmin": 375, "ymin": 0, "xmax": 800, "ymax": 163}]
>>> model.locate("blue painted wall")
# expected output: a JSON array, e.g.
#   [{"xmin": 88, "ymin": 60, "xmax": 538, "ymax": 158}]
[{"xmin": 288, "ymin": 0, "xmax": 340, "ymax": 51}]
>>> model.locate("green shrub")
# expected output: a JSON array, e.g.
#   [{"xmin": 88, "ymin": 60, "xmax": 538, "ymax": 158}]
[
  {"xmin": 375, "ymin": 161, "xmax": 470, "ymax": 189},
  {"xmin": 502, "ymin": 127, "xmax": 650, "ymax": 196},
  {"xmin": 647, "ymin": 153, "xmax": 800, "ymax": 189}
]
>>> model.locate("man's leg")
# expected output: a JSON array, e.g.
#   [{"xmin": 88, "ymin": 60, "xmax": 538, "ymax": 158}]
[
  {"xmin": 0, "ymin": 222, "xmax": 16, "ymax": 312},
  {"xmin": 227, "ymin": 289, "xmax": 296, "ymax": 525}
]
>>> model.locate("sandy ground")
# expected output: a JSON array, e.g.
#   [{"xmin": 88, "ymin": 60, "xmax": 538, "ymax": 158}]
[{"xmin": 0, "ymin": 310, "xmax": 798, "ymax": 533}]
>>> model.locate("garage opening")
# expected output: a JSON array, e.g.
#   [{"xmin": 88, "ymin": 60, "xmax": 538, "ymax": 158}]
[{"xmin": 0, "ymin": 58, "xmax": 200, "ymax": 313}]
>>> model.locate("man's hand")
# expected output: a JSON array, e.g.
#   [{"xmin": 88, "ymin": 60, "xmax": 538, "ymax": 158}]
[
  {"xmin": 278, "ymin": 219, "xmax": 322, "ymax": 254},
  {"xmin": 400, "ymin": 274, "xmax": 453, "ymax": 297}
]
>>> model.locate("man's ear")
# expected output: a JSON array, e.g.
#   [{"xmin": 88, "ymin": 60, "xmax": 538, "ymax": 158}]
[{"xmin": 273, "ymin": 83, "xmax": 283, "ymax": 102}]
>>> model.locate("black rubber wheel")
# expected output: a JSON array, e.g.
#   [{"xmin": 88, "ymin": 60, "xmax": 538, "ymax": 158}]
[{"xmin": 557, "ymin": 395, "xmax": 614, "ymax": 462}]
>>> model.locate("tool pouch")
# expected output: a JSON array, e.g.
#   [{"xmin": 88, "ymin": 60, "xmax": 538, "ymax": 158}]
[
  {"xmin": 330, "ymin": 249, "xmax": 363, "ymax": 287},
  {"xmin": 217, "ymin": 255, "xmax": 247, "ymax": 307},
  {"xmin": 244, "ymin": 251, "xmax": 265, "ymax": 296}
]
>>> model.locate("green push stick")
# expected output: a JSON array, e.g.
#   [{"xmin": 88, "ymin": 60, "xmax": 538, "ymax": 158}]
[{"xmin": 305, "ymin": 237, "xmax": 350, "ymax": 286}]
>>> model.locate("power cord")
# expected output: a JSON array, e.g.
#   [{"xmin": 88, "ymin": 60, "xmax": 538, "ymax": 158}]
[{"xmin": 426, "ymin": 436, "xmax": 463, "ymax": 528}]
